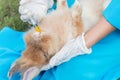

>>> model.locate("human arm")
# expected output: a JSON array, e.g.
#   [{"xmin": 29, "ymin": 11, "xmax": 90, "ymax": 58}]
[
  {"xmin": 85, "ymin": 17, "xmax": 115, "ymax": 48},
  {"xmin": 19, "ymin": 0, "xmax": 54, "ymax": 24},
  {"xmin": 85, "ymin": 0, "xmax": 120, "ymax": 48}
]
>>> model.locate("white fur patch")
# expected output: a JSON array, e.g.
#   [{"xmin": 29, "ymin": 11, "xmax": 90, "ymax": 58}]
[{"xmin": 32, "ymin": 32, "xmax": 41, "ymax": 41}]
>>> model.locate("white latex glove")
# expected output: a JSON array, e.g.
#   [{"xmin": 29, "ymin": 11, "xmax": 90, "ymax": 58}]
[
  {"xmin": 41, "ymin": 33, "xmax": 92, "ymax": 71},
  {"xmin": 19, "ymin": 0, "xmax": 54, "ymax": 24}
]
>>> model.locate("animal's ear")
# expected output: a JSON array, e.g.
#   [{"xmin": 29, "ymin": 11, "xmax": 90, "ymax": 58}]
[
  {"xmin": 8, "ymin": 62, "xmax": 20, "ymax": 79},
  {"xmin": 23, "ymin": 67, "xmax": 40, "ymax": 80},
  {"xmin": 57, "ymin": 0, "xmax": 68, "ymax": 10}
]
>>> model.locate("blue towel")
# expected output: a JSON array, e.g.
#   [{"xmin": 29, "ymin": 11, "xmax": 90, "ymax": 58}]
[{"xmin": 0, "ymin": 27, "xmax": 25, "ymax": 80}]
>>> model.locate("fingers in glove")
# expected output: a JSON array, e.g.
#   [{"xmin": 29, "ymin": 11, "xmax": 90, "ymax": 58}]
[
  {"xmin": 20, "ymin": 14, "xmax": 31, "ymax": 22},
  {"xmin": 19, "ymin": 6, "xmax": 30, "ymax": 14}
]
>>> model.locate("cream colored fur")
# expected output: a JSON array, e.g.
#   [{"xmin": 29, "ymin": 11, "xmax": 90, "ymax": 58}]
[{"xmin": 78, "ymin": 0, "xmax": 111, "ymax": 31}]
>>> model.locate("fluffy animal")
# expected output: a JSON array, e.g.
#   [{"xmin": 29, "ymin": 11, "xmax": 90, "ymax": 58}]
[{"xmin": 8, "ymin": 0, "xmax": 111, "ymax": 79}]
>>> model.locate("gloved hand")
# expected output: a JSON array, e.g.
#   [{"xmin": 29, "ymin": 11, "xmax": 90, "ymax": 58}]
[
  {"xmin": 41, "ymin": 33, "xmax": 92, "ymax": 71},
  {"xmin": 19, "ymin": 0, "xmax": 53, "ymax": 24}
]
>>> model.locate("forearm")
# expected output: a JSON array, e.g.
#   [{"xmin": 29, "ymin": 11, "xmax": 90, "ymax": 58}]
[{"xmin": 84, "ymin": 17, "xmax": 115, "ymax": 48}]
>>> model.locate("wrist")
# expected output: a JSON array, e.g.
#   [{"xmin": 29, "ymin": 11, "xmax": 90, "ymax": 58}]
[
  {"xmin": 81, "ymin": 33, "xmax": 92, "ymax": 53},
  {"xmin": 76, "ymin": 33, "xmax": 92, "ymax": 54}
]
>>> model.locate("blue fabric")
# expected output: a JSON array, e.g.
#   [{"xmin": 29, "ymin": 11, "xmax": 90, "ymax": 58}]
[
  {"xmin": 1, "ymin": 27, "xmax": 120, "ymax": 80},
  {"xmin": 103, "ymin": 0, "xmax": 120, "ymax": 30},
  {"xmin": 0, "ymin": 27, "xmax": 41, "ymax": 80},
  {"xmin": 0, "ymin": 27, "xmax": 25, "ymax": 80},
  {"xmin": 0, "ymin": 0, "xmax": 120, "ymax": 80}
]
